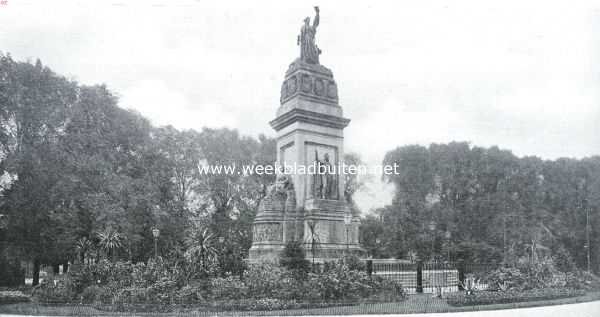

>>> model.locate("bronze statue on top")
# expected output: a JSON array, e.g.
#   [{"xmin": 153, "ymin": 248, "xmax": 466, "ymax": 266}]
[{"xmin": 298, "ymin": 6, "xmax": 321, "ymax": 64}]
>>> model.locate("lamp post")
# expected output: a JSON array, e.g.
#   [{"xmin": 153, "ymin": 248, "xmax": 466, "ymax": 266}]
[
  {"xmin": 151, "ymin": 227, "xmax": 160, "ymax": 258},
  {"xmin": 218, "ymin": 236, "xmax": 225, "ymax": 274},
  {"xmin": 428, "ymin": 221, "xmax": 436, "ymax": 261},
  {"xmin": 586, "ymin": 206, "xmax": 591, "ymax": 273},
  {"xmin": 344, "ymin": 214, "xmax": 352, "ymax": 253},
  {"xmin": 445, "ymin": 230, "xmax": 451, "ymax": 261},
  {"xmin": 581, "ymin": 199, "xmax": 591, "ymax": 273}
]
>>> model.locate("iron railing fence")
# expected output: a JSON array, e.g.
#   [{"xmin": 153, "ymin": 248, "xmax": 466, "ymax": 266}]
[{"xmin": 365, "ymin": 259, "xmax": 499, "ymax": 294}]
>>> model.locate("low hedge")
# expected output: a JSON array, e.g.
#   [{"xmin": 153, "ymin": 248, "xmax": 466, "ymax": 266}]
[
  {"xmin": 0, "ymin": 259, "xmax": 25, "ymax": 287},
  {"xmin": 0, "ymin": 291, "xmax": 30, "ymax": 305},
  {"xmin": 98, "ymin": 298, "xmax": 368, "ymax": 313},
  {"xmin": 447, "ymin": 288, "xmax": 585, "ymax": 307}
]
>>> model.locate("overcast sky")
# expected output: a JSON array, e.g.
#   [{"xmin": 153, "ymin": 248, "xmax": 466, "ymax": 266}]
[{"xmin": 1, "ymin": 0, "xmax": 599, "ymax": 212}]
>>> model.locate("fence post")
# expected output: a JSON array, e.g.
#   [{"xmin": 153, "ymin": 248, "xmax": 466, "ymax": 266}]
[{"xmin": 416, "ymin": 260, "xmax": 423, "ymax": 293}]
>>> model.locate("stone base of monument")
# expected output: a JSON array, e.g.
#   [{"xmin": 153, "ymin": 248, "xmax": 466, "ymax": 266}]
[
  {"xmin": 249, "ymin": 198, "xmax": 366, "ymax": 263},
  {"xmin": 304, "ymin": 245, "xmax": 367, "ymax": 263},
  {"xmin": 248, "ymin": 243, "xmax": 286, "ymax": 263},
  {"xmin": 303, "ymin": 199, "xmax": 367, "ymax": 261},
  {"xmin": 249, "ymin": 243, "xmax": 366, "ymax": 264}
]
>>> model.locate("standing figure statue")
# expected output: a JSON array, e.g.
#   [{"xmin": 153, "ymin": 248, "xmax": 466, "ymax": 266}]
[
  {"xmin": 298, "ymin": 6, "xmax": 321, "ymax": 64},
  {"xmin": 321, "ymin": 153, "xmax": 334, "ymax": 199},
  {"xmin": 312, "ymin": 150, "xmax": 337, "ymax": 199}
]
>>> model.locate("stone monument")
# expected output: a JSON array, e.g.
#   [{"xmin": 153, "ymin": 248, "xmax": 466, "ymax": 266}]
[{"xmin": 249, "ymin": 7, "xmax": 364, "ymax": 262}]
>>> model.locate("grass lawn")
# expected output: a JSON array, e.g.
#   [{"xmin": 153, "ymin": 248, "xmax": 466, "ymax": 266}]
[{"xmin": 1, "ymin": 292, "xmax": 599, "ymax": 316}]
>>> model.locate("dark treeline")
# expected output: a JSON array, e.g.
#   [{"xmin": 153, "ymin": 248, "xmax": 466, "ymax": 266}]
[
  {"xmin": 0, "ymin": 54, "xmax": 276, "ymax": 285},
  {"xmin": 2, "ymin": 54, "xmax": 599, "ymax": 287},
  {"xmin": 361, "ymin": 143, "xmax": 600, "ymax": 273}
]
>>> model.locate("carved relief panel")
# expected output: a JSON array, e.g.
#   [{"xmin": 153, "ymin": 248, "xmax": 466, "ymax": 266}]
[{"xmin": 253, "ymin": 223, "xmax": 283, "ymax": 242}]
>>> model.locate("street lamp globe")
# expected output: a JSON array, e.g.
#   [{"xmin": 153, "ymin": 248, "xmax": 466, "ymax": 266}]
[
  {"xmin": 152, "ymin": 228, "xmax": 160, "ymax": 238},
  {"xmin": 218, "ymin": 236, "xmax": 225, "ymax": 244}
]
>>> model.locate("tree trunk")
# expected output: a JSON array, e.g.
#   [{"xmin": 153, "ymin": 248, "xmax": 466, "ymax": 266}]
[
  {"xmin": 52, "ymin": 263, "xmax": 60, "ymax": 274},
  {"xmin": 32, "ymin": 259, "xmax": 40, "ymax": 286},
  {"xmin": 63, "ymin": 261, "xmax": 69, "ymax": 274}
]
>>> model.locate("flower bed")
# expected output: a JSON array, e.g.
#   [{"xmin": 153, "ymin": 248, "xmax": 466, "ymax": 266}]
[
  {"xmin": 446, "ymin": 288, "xmax": 585, "ymax": 306},
  {"xmin": 32, "ymin": 259, "xmax": 406, "ymax": 312},
  {"xmin": 98, "ymin": 298, "xmax": 359, "ymax": 313}
]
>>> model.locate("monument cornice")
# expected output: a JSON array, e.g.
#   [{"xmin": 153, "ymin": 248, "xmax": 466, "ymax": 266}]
[
  {"xmin": 280, "ymin": 59, "xmax": 340, "ymax": 106},
  {"xmin": 276, "ymin": 128, "xmax": 344, "ymax": 142},
  {"xmin": 269, "ymin": 108, "xmax": 350, "ymax": 131}
]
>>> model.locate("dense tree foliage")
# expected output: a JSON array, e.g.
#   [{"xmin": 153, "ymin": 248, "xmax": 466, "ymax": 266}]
[
  {"xmin": 0, "ymin": 54, "xmax": 275, "ymax": 285},
  {"xmin": 364, "ymin": 142, "xmax": 600, "ymax": 273},
  {"xmin": 2, "ymin": 54, "xmax": 599, "ymax": 288}
]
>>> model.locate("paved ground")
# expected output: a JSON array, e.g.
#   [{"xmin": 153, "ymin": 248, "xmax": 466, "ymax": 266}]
[
  {"xmin": 1, "ymin": 300, "xmax": 599, "ymax": 316},
  {"xmin": 329, "ymin": 300, "xmax": 600, "ymax": 317},
  {"xmin": 1, "ymin": 293, "xmax": 599, "ymax": 316}
]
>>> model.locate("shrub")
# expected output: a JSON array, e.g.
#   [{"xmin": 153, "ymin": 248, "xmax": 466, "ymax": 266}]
[
  {"xmin": 110, "ymin": 287, "xmax": 152, "ymax": 311},
  {"xmin": 69, "ymin": 260, "xmax": 135, "ymax": 293},
  {"xmin": 275, "ymin": 271, "xmax": 309, "ymax": 300},
  {"xmin": 110, "ymin": 277, "xmax": 180, "ymax": 307},
  {"xmin": 446, "ymin": 288, "xmax": 585, "ymax": 306},
  {"xmin": 0, "ymin": 259, "xmax": 25, "ymax": 287},
  {"xmin": 552, "ymin": 246, "xmax": 576, "ymax": 273},
  {"xmin": 369, "ymin": 276, "xmax": 406, "ymax": 302},
  {"xmin": 246, "ymin": 298, "xmax": 296, "ymax": 311},
  {"xmin": 147, "ymin": 277, "xmax": 179, "ymax": 304},
  {"xmin": 175, "ymin": 280, "xmax": 210, "ymax": 304},
  {"xmin": 309, "ymin": 269, "xmax": 369, "ymax": 301},
  {"xmin": 34, "ymin": 255, "xmax": 407, "ymax": 311},
  {"xmin": 483, "ymin": 267, "xmax": 526, "ymax": 291},
  {"xmin": 0, "ymin": 290, "xmax": 30, "ymax": 304},
  {"xmin": 131, "ymin": 258, "xmax": 180, "ymax": 288},
  {"xmin": 343, "ymin": 255, "xmax": 366, "ymax": 271},
  {"xmin": 306, "ymin": 260, "xmax": 405, "ymax": 302},
  {"xmin": 243, "ymin": 262, "xmax": 286, "ymax": 299},
  {"xmin": 79, "ymin": 285, "xmax": 110, "ymax": 304},
  {"xmin": 209, "ymin": 274, "xmax": 247, "ymax": 301},
  {"xmin": 565, "ymin": 270, "xmax": 600, "ymax": 290},
  {"xmin": 280, "ymin": 240, "xmax": 310, "ymax": 274},
  {"xmin": 483, "ymin": 260, "xmax": 569, "ymax": 291},
  {"xmin": 32, "ymin": 276, "xmax": 77, "ymax": 303},
  {"xmin": 518, "ymin": 259, "xmax": 562, "ymax": 289}
]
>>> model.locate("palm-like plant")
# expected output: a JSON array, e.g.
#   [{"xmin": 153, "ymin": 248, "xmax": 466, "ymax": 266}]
[
  {"xmin": 97, "ymin": 228, "xmax": 123, "ymax": 261},
  {"xmin": 185, "ymin": 227, "xmax": 217, "ymax": 271},
  {"xmin": 75, "ymin": 237, "xmax": 94, "ymax": 263}
]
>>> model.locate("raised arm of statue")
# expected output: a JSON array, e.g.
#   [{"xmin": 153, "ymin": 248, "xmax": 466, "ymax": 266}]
[{"xmin": 313, "ymin": 6, "xmax": 320, "ymax": 29}]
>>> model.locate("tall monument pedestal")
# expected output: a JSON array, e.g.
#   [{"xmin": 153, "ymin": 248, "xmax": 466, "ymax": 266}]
[
  {"xmin": 249, "ymin": 8, "xmax": 365, "ymax": 263},
  {"xmin": 302, "ymin": 199, "xmax": 364, "ymax": 261}
]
